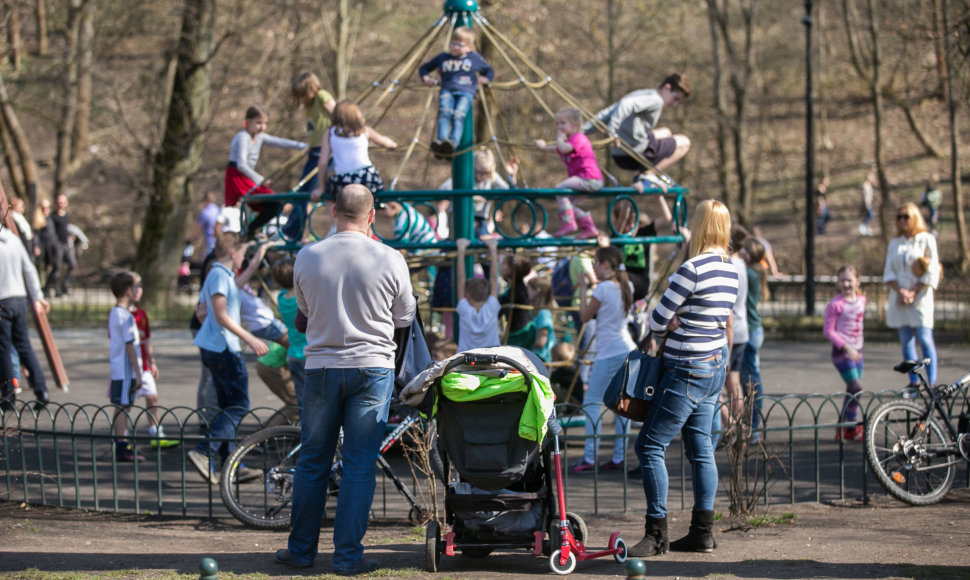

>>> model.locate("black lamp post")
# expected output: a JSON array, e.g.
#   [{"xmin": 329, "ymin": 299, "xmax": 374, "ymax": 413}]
[{"xmin": 803, "ymin": 0, "xmax": 816, "ymax": 316}]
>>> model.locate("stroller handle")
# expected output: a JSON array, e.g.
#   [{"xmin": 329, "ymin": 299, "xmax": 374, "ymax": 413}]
[{"xmin": 442, "ymin": 353, "xmax": 534, "ymax": 389}]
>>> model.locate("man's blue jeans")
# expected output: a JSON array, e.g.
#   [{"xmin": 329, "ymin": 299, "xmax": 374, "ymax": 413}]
[
  {"xmin": 196, "ymin": 348, "xmax": 250, "ymax": 460},
  {"xmin": 635, "ymin": 355, "xmax": 726, "ymax": 519},
  {"xmin": 436, "ymin": 90, "xmax": 474, "ymax": 144},
  {"xmin": 287, "ymin": 366, "xmax": 393, "ymax": 570},
  {"xmin": 0, "ymin": 297, "xmax": 48, "ymax": 402}
]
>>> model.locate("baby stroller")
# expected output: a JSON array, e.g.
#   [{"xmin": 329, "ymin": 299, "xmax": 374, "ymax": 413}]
[{"xmin": 401, "ymin": 346, "xmax": 627, "ymax": 575}]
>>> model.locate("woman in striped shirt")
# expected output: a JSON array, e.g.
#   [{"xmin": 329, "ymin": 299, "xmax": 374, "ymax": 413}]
[{"xmin": 630, "ymin": 199, "xmax": 739, "ymax": 558}]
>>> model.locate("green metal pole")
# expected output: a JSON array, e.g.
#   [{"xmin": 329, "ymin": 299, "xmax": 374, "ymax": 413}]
[{"xmin": 443, "ymin": 0, "xmax": 479, "ymax": 340}]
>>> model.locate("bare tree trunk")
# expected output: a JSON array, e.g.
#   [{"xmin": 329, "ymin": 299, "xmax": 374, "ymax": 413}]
[
  {"xmin": 6, "ymin": 1, "xmax": 22, "ymax": 72},
  {"xmin": 932, "ymin": 0, "xmax": 948, "ymax": 99},
  {"xmin": 134, "ymin": 0, "xmax": 214, "ymax": 299},
  {"xmin": 706, "ymin": 0, "xmax": 731, "ymax": 207},
  {"xmin": 843, "ymin": 0, "xmax": 891, "ymax": 242},
  {"xmin": 0, "ymin": 69, "xmax": 41, "ymax": 210},
  {"xmin": 34, "ymin": 0, "xmax": 46, "ymax": 56},
  {"xmin": 0, "ymin": 116, "xmax": 25, "ymax": 198},
  {"xmin": 942, "ymin": 0, "xmax": 968, "ymax": 272},
  {"xmin": 332, "ymin": 0, "xmax": 359, "ymax": 99},
  {"xmin": 53, "ymin": 0, "xmax": 83, "ymax": 199},
  {"xmin": 708, "ymin": 0, "xmax": 757, "ymax": 224},
  {"xmin": 883, "ymin": 88, "xmax": 944, "ymax": 158},
  {"xmin": 70, "ymin": 0, "xmax": 94, "ymax": 167}
]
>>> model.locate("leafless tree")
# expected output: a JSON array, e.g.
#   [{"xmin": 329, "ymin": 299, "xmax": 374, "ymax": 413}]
[
  {"xmin": 0, "ymin": 69, "xmax": 41, "ymax": 209},
  {"xmin": 706, "ymin": 0, "xmax": 757, "ymax": 224},
  {"xmin": 942, "ymin": 0, "xmax": 968, "ymax": 271},
  {"xmin": 134, "ymin": 0, "xmax": 215, "ymax": 298},
  {"xmin": 33, "ymin": 0, "xmax": 46, "ymax": 55}
]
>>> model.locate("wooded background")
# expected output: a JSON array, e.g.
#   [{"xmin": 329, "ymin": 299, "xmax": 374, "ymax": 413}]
[{"xmin": 0, "ymin": 0, "xmax": 967, "ymax": 298}]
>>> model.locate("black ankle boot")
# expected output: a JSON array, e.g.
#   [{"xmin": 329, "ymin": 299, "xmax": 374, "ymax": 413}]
[
  {"xmin": 629, "ymin": 516, "xmax": 668, "ymax": 557},
  {"xmin": 670, "ymin": 510, "xmax": 717, "ymax": 552}
]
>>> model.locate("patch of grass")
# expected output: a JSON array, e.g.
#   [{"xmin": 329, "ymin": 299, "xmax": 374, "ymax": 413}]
[{"xmin": 747, "ymin": 512, "xmax": 795, "ymax": 526}]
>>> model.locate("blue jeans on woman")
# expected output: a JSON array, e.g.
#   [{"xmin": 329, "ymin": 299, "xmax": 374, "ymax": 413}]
[
  {"xmin": 741, "ymin": 325, "xmax": 764, "ymax": 433},
  {"xmin": 580, "ymin": 352, "xmax": 630, "ymax": 465},
  {"xmin": 898, "ymin": 326, "xmax": 937, "ymax": 385},
  {"xmin": 635, "ymin": 354, "xmax": 726, "ymax": 519},
  {"xmin": 287, "ymin": 366, "xmax": 393, "ymax": 571},
  {"xmin": 436, "ymin": 90, "xmax": 474, "ymax": 144}
]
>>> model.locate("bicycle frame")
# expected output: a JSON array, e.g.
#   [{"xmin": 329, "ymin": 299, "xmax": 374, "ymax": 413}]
[{"xmin": 894, "ymin": 361, "xmax": 966, "ymax": 465}]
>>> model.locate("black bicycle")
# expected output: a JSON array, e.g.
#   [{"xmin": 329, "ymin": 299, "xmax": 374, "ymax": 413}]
[
  {"xmin": 220, "ymin": 409, "xmax": 441, "ymax": 528},
  {"xmin": 864, "ymin": 359, "xmax": 970, "ymax": 505}
]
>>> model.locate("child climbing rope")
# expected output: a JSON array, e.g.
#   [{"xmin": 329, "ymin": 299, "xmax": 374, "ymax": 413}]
[
  {"xmin": 534, "ymin": 107, "xmax": 604, "ymax": 238},
  {"xmin": 418, "ymin": 26, "xmax": 494, "ymax": 158}
]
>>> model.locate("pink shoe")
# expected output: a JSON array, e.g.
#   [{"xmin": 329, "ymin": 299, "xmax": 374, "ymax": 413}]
[
  {"xmin": 554, "ymin": 208, "xmax": 578, "ymax": 237},
  {"xmin": 570, "ymin": 459, "xmax": 596, "ymax": 473},
  {"xmin": 575, "ymin": 214, "xmax": 599, "ymax": 239},
  {"xmin": 599, "ymin": 460, "xmax": 624, "ymax": 472}
]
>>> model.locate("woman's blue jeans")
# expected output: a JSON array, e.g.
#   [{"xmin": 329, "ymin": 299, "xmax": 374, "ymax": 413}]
[
  {"xmin": 898, "ymin": 326, "xmax": 937, "ymax": 385},
  {"xmin": 635, "ymin": 355, "xmax": 726, "ymax": 519},
  {"xmin": 287, "ymin": 366, "xmax": 393, "ymax": 570},
  {"xmin": 436, "ymin": 90, "xmax": 474, "ymax": 144},
  {"xmin": 581, "ymin": 352, "xmax": 630, "ymax": 464},
  {"xmin": 741, "ymin": 326, "xmax": 764, "ymax": 433}
]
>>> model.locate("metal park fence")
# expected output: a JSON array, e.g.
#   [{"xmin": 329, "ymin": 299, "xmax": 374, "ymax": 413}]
[{"xmin": 3, "ymin": 387, "xmax": 968, "ymax": 521}]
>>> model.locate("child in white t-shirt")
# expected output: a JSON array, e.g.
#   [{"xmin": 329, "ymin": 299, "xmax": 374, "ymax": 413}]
[
  {"xmin": 107, "ymin": 272, "xmax": 145, "ymax": 462},
  {"xmin": 455, "ymin": 237, "xmax": 500, "ymax": 352}
]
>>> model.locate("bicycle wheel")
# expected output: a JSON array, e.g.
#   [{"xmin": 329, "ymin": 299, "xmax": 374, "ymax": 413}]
[
  {"xmin": 221, "ymin": 425, "xmax": 302, "ymax": 529},
  {"xmin": 865, "ymin": 400, "xmax": 956, "ymax": 506}
]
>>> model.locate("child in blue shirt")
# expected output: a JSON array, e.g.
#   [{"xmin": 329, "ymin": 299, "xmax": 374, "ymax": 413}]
[{"xmin": 419, "ymin": 26, "xmax": 494, "ymax": 156}]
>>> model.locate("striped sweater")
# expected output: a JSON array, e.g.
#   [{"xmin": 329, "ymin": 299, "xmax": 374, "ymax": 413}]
[{"xmin": 650, "ymin": 252, "xmax": 740, "ymax": 360}]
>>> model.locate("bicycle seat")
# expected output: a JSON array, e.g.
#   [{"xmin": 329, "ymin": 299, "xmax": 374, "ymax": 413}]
[{"xmin": 893, "ymin": 359, "xmax": 931, "ymax": 374}]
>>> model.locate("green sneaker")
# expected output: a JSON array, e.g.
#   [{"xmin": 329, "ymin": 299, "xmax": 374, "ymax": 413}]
[{"xmin": 150, "ymin": 438, "xmax": 181, "ymax": 449}]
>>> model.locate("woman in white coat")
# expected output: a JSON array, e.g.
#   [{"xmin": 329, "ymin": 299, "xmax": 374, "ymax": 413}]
[{"xmin": 882, "ymin": 202, "xmax": 940, "ymax": 389}]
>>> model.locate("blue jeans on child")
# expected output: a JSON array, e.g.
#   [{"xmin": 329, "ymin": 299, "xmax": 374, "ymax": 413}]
[
  {"xmin": 898, "ymin": 326, "xmax": 937, "ymax": 385},
  {"xmin": 281, "ymin": 147, "xmax": 321, "ymax": 241},
  {"xmin": 436, "ymin": 90, "xmax": 474, "ymax": 144},
  {"xmin": 195, "ymin": 348, "xmax": 250, "ymax": 461},
  {"xmin": 581, "ymin": 352, "xmax": 630, "ymax": 465},
  {"xmin": 286, "ymin": 366, "xmax": 393, "ymax": 571},
  {"xmin": 635, "ymin": 354, "xmax": 726, "ymax": 519}
]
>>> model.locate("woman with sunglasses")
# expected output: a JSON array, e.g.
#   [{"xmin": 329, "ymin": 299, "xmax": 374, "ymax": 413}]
[{"xmin": 883, "ymin": 202, "xmax": 940, "ymax": 391}]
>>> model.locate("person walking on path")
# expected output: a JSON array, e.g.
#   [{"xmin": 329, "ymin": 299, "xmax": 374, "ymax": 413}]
[
  {"xmin": 276, "ymin": 184, "xmax": 415, "ymax": 575},
  {"xmin": 858, "ymin": 171, "xmax": 876, "ymax": 237},
  {"xmin": 45, "ymin": 194, "xmax": 76, "ymax": 297},
  {"xmin": 0, "ymin": 189, "xmax": 51, "ymax": 409}
]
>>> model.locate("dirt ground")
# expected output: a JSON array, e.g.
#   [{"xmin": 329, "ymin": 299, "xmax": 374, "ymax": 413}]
[{"xmin": 2, "ymin": 488, "xmax": 970, "ymax": 579}]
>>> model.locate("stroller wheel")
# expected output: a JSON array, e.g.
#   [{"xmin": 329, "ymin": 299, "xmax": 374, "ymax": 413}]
[
  {"xmin": 549, "ymin": 549, "xmax": 577, "ymax": 575},
  {"xmin": 548, "ymin": 511, "xmax": 588, "ymax": 552},
  {"xmin": 425, "ymin": 520, "xmax": 441, "ymax": 572},
  {"xmin": 613, "ymin": 537, "xmax": 628, "ymax": 563}
]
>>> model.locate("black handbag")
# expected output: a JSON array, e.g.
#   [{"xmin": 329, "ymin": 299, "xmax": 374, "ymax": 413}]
[{"xmin": 602, "ymin": 335, "xmax": 665, "ymax": 422}]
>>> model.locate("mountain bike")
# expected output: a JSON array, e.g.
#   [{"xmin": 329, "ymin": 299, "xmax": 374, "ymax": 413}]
[
  {"xmin": 864, "ymin": 359, "xmax": 970, "ymax": 505},
  {"xmin": 220, "ymin": 408, "xmax": 441, "ymax": 528}
]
